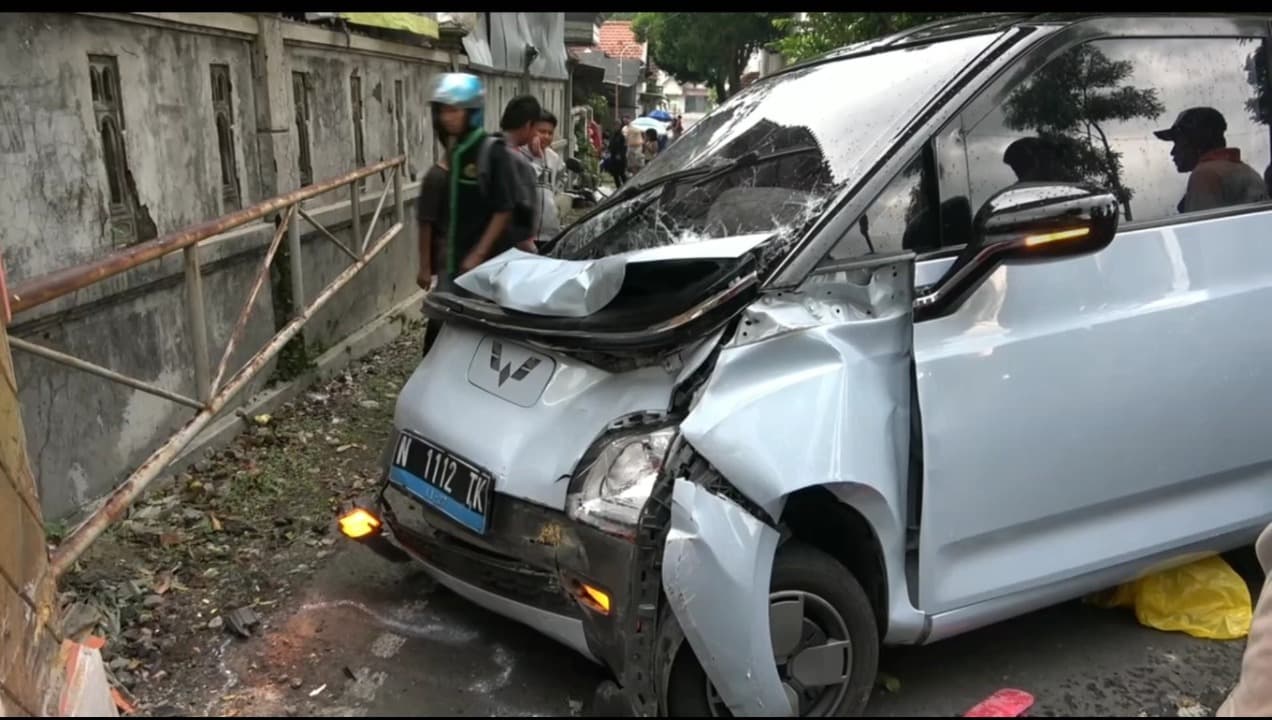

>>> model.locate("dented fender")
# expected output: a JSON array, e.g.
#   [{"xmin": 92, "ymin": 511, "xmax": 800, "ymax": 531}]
[
  {"xmin": 677, "ymin": 260, "xmax": 928, "ymax": 646},
  {"xmin": 662, "ymin": 478, "xmax": 789, "ymax": 716}
]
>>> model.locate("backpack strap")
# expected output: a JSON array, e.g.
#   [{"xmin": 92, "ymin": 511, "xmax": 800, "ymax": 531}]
[{"xmin": 476, "ymin": 134, "xmax": 501, "ymax": 201}]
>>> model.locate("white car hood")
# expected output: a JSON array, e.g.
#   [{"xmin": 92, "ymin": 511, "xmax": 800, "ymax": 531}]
[{"xmin": 455, "ymin": 233, "xmax": 774, "ymax": 318}]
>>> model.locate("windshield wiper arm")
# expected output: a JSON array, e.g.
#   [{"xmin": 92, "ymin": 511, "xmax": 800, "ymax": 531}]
[
  {"xmin": 609, "ymin": 145, "xmax": 823, "ymax": 204},
  {"xmin": 689, "ymin": 145, "xmax": 823, "ymax": 187}
]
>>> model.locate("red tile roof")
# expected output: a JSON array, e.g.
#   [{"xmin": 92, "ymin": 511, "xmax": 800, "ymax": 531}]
[{"xmin": 598, "ymin": 21, "xmax": 646, "ymax": 61}]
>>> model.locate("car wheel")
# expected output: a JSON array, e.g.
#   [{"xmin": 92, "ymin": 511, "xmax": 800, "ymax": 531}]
[{"xmin": 664, "ymin": 540, "xmax": 880, "ymax": 717}]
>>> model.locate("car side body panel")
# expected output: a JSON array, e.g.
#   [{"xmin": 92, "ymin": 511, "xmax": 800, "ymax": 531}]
[{"xmin": 914, "ymin": 209, "xmax": 1272, "ymax": 615}]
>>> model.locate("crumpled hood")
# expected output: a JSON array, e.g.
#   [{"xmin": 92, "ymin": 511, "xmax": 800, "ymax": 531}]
[{"xmin": 455, "ymin": 233, "xmax": 775, "ymax": 318}]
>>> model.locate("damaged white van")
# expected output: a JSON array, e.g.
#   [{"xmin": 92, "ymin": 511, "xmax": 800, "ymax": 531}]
[{"xmin": 345, "ymin": 12, "xmax": 1272, "ymax": 717}]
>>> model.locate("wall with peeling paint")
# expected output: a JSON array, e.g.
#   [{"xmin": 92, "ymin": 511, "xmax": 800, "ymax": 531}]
[
  {"xmin": 0, "ymin": 318, "xmax": 64, "ymax": 716},
  {"xmin": 0, "ymin": 12, "xmax": 567, "ymax": 520}
]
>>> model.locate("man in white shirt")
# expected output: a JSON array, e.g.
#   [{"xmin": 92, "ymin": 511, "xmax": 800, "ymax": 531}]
[{"xmin": 520, "ymin": 109, "xmax": 567, "ymax": 241}]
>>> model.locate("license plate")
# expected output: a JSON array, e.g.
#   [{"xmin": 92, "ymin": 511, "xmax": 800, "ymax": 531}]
[{"xmin": 387, "ymin": 431, "xmax": 494, "ymax": 535}]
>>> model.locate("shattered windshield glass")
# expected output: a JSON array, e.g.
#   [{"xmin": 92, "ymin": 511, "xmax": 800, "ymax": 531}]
[{"xmin": 549, "ymin": 31, "xmax": 1005, "ymax": 268}]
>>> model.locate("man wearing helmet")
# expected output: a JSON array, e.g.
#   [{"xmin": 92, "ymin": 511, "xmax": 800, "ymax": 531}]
[
  {"xmin": 421, "ymin": 73, "xmax": 526, "ymax": 286},
  {"xmin": 418, "ymin": 73, "xmax": 529, "ymax": 356}
]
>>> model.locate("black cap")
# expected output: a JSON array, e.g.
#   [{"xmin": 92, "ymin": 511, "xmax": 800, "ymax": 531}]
[{"xmin": 1154, "ymin": 107, "xmax": 1227, "ymax": 142}]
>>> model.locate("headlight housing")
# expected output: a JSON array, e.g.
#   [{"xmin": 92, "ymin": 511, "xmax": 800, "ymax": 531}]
[{"xmin": 566, "ymin": 426, "xmax": 677, "ymax": 536}]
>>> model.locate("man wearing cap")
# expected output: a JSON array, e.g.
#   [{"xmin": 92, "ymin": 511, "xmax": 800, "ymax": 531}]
[{"xmin": 1154, "ymin": 106, "xmax": 1268, "ymax": 214}]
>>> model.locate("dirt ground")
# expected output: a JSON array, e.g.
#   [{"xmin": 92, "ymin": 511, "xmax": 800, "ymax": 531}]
[{"xmin": 57, "ymin": 321, "xmax": 426, "ymax": 715}]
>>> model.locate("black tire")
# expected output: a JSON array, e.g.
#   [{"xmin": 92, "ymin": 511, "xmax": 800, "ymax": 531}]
[{"xmin": 664, "ymin": 540, "xmax": 880, "ymax": 717}]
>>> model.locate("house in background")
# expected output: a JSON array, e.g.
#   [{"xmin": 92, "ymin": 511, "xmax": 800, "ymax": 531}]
[
  {"xmin": 681, "ymin": 84, "xmax": 712, "ymax": 128},
  {"xmin": 597, "ymin": 20, "xmax": 652, "ymax": 122}
]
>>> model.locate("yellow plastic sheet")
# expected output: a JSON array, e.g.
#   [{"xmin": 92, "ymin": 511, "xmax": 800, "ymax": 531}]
[
  {"xmin": 339, "ymin": 13, "xmax": 439, "ymax": 39},
  {"xmin": 1087, "ymin": 555, "xmax": 1252, "ymax": 640}
]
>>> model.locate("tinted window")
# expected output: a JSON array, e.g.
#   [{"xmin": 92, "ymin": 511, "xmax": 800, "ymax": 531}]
[
  {"xmin": 940, "ymin": 35, "xmax": 1272, "ymax": 244},
  {"xmin": 829, "ymin": 154, "xmax": 941, "ymax": 259}
]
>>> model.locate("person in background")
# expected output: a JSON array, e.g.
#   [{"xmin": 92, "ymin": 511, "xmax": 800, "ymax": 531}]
[
  {"xmin": 521, "ymin": 109, "xmax": 566, "ymax": 241},
  {"xmin": 603, "ymin": 126, "xmax": 627, "ymax": 188},
  {"xmin": 588, "ymin": 116, "xmax": 604, "ymax": 155},
  {"xmin": 624, "ymin": 116, "xmax": 646, "ymax": 175},
  {"xmin": 1217, "ymin": 522, "xmax": 1272, "ymax": 716},
  {"xmin": 1154, "ymin": 106, "xmax": 1268, "ymax": 213},
  {"xmin": 494, "ymin": 94, "xmax": 543, "ymax": 252},
  {"xmin": 672, "ymin": 114, "xmax": 684, "ymax": 140},
  {"xmin": 415, "ymin": 150, "xmax": 449, "ymax": 358},
  {"xmin": 425, "ymin": 74, "xmax": 520, "ymax": 280},
  {"xmin": 642, "ymin": 127, "xmax": 660, "ymax": 164}
]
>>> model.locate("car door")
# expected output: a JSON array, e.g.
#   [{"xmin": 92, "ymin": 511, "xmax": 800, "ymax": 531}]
[{"xmin": 911, "ymin": 18, "xmax": 1272, "ymax": 615}]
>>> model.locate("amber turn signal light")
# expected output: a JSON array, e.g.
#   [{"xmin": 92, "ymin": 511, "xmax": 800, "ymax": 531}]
[
  {"xmin": 580, "ymin": 583, "xmax": 611, "ymax": 614},
  {"xmin": 1024, "ymin": 227, "xmax": 1090, "ymax": 247},
  {"xmin": 339, "ymin": 507, "xmax": 381, "ymax": 539}
]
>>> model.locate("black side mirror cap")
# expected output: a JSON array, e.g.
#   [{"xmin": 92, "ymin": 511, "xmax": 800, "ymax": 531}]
[
  {"xmin": 914, "ymin": 183, "xmax": 1119, "ymax": 322},
  {"xmin": 565, "ymin": 157, "xmax": 585, "ymax": 173}
]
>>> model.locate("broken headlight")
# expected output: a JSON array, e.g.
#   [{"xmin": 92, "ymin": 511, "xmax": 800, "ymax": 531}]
[{"xmin": 567, "ymin": 427, "xmax": 677, "ymax": 536}]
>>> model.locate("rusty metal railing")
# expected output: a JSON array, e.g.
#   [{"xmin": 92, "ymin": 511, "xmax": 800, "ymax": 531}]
[{"xmin": 6, "ymin": 156, "xmax": 408, "ymax": 577}]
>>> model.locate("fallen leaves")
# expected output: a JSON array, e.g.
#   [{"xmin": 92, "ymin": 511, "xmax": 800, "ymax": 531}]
[{"xmin": 56, "ymin": 324, "xmax": 422, "ymax": 710}]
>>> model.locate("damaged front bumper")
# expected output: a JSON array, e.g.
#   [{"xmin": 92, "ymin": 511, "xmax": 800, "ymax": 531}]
[{"xmin": 343, "ymin": 435, "xmax": 787, "ymax": 717}]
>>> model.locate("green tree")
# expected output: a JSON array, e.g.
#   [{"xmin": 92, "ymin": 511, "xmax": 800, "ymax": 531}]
[
  {"xmin": 771, "ymin": 13, "xmax": 967, "ymax": 63},
  {"xmin": 1245, "ymin": 44, "xmax": 1270, "ymax": 127},
  {"xmin": 631, "ymin": 12, "xmax": 785, "ymax": 102},
  {"xmin": 1003, "ymin": 44, "xmax": 1165, "ymax": 221}
]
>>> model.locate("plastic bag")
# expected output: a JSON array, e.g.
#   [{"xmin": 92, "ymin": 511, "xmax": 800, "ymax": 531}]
[{"xmin": 1086, "ymin": 555, "xmax": 1252, "ymax": 640}]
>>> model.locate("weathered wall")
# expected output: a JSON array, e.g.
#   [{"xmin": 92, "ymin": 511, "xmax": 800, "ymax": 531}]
[
  {"xmin": 2, "ymin": 12, "xmax": 567, "ymax": 520},
  {"xmin": 0, "ymin": 13, "xmax": 261, "ymax": 280},
  {"xmin": 0, "ymin": 319, "xmax": 63, "ymax": 716},
  {"xmin": 2, "ymin": 13, "xmax": 283, "ymax": 517}
]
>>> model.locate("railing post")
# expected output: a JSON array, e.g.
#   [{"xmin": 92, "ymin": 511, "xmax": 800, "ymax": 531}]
[
  {"xmin": 287, "ymin": 202, "xmax": 305, "ymax": 316},
  {"xmin": 393, "ymin": 164, "xmax": 404, "ymax": 227},
  {"xmin": 182, "ymin": 244, "xmax": 211, "ymax": 403},
  {"xmin": 350, "ymin": 183, "xmax": 363, "ymax": 258}
]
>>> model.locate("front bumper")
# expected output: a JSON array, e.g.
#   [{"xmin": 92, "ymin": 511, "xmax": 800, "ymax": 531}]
[{"xmin": 372, "ymin": 479, "xmax": 641, "ymax": 673}]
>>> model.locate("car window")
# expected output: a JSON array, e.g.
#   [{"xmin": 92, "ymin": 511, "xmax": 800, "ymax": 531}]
[
  {"xmin": 937, "ymin": 35, "xmax": 1272, "ymax": 246},
  {"xmin": 829, "ymin": 152, "xmax": 953, "ymax": 259}
]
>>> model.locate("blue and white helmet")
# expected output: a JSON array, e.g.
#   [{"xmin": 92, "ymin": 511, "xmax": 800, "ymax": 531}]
[{"xmin": 430, "ymin": 72, "xmax": 485, "ymax": 130}]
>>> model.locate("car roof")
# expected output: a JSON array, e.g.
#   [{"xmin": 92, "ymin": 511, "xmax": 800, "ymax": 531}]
[{"xmin": 776, "ymin": 12, "xmax": 1272, "ymax": 77}]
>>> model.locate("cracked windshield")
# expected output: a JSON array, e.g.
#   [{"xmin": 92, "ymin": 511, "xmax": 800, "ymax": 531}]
[
  {"xmin": 5, "ymin": 10, "xmax": 1271, "ymax": 720},
  {"xmin": 548, "ymin": 31, "xmax": 1001, "ymax": 267}
]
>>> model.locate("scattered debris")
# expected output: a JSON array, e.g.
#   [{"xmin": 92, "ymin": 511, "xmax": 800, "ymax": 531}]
[
  {"xmin": 1174, "ymin": 696, "xmax": 1210, "ymax": 717},
  {"xmin": 56, "ymin": 326, "xmax": 423, "ymax": 712},
  {"xmin": 964, "ymin": 688, "xmax": 1035, "ymax": 717},
  {"xmin": 877, "ymin": 672, "xmax": 901, "ymax": 694},
  {"xmin": 224, "ymin": 607, "xmax": 262, "ymax": 638},
  {"xmin": 308, "ymin": 683, "xmax": 328, "ymax": 698}
]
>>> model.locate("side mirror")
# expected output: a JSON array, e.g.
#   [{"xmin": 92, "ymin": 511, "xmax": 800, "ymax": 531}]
[
  {"xmin": 565, "ymin": 157, "xmax": 585, "ymax": 174},
  {"xmin": 913, "ymin": 183, "xmax": 1119, "ymax": 321}
]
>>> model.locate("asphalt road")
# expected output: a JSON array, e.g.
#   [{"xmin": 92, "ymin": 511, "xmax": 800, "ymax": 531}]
[{"xmin": 164, "ymin": 544, "xmax": 1258, "ymax": 717}]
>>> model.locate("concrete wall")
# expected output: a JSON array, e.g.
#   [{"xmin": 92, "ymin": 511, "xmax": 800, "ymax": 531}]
[
  {"xmin": 0, "ymin": 318, "xmax": 63, "ymax": 716},
  {"xmin": 1, "ymin": 12, "xmax": 566, "ymax": 520}
]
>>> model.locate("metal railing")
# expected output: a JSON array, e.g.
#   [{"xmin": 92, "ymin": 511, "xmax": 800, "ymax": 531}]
[{"xmin": 6, "ymin": 156, "xmax": 408, "ymax": 577}]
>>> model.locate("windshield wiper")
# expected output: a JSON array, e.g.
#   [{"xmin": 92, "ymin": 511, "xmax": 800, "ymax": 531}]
[
  {"xmin": 688, "ymin": 145, "xmax": 822, "ymax": 187},
  {"xmin": 607, "ymin": 144, "xmax": 823, "ymax": 204}
]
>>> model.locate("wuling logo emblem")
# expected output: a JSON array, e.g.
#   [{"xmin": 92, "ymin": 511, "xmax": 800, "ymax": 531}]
[{"xmin": 489, "ymin": 341, "xmax": 541, "ymax": 387}]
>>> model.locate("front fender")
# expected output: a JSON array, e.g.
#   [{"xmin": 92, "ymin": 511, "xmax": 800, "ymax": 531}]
[
  {"xmin": 662, "ymin": 478, "xmax": 788, "ymax": 716},
  {"xmin": 676, "ymin": 262, "xmax": 926, "ymax": 658}
]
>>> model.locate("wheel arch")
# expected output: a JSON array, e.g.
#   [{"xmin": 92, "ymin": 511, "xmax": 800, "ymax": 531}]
[{"xmin": 781, "ymin": 485, "xmax": 892, "ymax": 638}]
